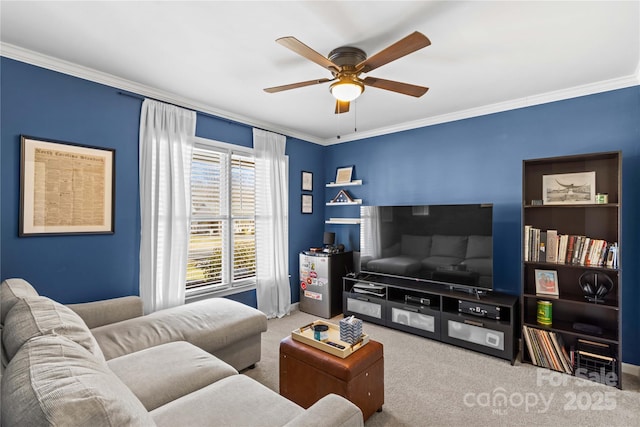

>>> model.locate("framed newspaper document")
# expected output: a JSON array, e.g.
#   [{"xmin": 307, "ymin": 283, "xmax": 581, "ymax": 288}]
[{"xmin": 20, "ymin": 135, "xmax": 115, "ymax": 236}]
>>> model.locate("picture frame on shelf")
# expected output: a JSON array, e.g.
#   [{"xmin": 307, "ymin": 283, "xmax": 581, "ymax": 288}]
[
  {"xmin": 535, "ymin": 269, "xmax": 559, "ymax": 296},
  {"xmin": 301, "ymin": 170, "xmax": 313, "ymax": 191},
  {"xmin": 335, "ymin": 165, "xmax": 354, "ymax": 184},
  {"xmin": 542, "ymin": 171, "xmax": 596, "ymax": 205},
  {"xmin": 20, "ymin": 135, "xmax": 115, "ymax": 236},
  {"xmin": 301, "ymin": 194, "xmax": 313, "ymax": 214}
]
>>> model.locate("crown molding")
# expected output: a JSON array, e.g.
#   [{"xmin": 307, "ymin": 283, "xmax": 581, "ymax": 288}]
[
  {"xmin": 324, "ymin": 74, "xmax": 640, "ymax": 145},
  {"xmin": 0, "ymin": 42, "xmax": 325, "ymax": 145},
  {"xmin": 3, "ymin": 42, "xmax": 638, "ymax": 147}
]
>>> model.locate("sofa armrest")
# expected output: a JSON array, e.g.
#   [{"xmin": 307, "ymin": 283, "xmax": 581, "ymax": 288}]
[
  {"xmin": 283, "ymin": 394, "xmax": 364, "ymax": 427},
  {"xmin": 66, "ymin": 296, "xmax": 143, "ymax": 329}
]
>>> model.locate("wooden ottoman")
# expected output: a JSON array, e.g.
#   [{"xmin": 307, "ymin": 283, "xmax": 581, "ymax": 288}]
[{"xmin": 279, "ymin": 336, "xmax": 384, "ymax": 421}]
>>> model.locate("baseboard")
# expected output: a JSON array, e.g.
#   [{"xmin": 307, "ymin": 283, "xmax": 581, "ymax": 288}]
[
  {"xmin": 290, "ymin": 302, "xmax": 299, "ymax": 312},
  {"xmin": 622, "ymin": 362, "xmax": 640, "ymax": 377}
]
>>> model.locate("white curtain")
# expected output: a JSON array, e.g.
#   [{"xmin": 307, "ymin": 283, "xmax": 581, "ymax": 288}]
[
  {"xmin": 139, "ymin": 99, "xmax": 196, "ymax": 314},
  {"xmin": 253, "ymin": 128, "xmax": 290, "ymax": 318},
  {"xmin": 361, "ymin": 205, "xmax": 382, "ymax": 260}
]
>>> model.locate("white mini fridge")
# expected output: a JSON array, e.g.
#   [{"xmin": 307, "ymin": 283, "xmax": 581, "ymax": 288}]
[{"xmin": 299, "ymin": 251, "xmax": 353, "ymax": 318}]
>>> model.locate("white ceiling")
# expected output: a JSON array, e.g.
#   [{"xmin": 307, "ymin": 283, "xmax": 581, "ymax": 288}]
[{"xmin": 1, "ymin": 1, "xmax": 639, "ymax": 145}]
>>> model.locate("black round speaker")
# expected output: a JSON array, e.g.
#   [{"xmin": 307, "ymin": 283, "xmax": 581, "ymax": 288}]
[{"xmin": 578, "ymin": 271, "xmax": 613, "ymax": 303}]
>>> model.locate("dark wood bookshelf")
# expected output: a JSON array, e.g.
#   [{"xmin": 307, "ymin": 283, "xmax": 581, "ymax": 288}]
[{"xmin": 521, "ymin": 151, "xmax": 622, "ymax": 388}]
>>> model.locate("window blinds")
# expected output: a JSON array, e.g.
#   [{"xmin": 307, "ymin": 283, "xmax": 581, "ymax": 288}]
[{"xmin": 186, "ymin": 146, "xmax": 255, "ymax": 292}]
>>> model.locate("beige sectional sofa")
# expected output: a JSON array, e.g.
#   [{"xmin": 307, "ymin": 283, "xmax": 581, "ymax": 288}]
[{"xmin": 0, "ymin": 278, "xmax": 364, "ymax": 427}]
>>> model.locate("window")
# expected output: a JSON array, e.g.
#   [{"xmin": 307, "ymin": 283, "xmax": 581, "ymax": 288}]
[{"xmin": 186, "ymin": 139, "xmax": 256, "ymax": 296}]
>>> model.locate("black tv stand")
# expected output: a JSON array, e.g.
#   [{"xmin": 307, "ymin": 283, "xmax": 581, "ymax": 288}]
[
  {"xmin": 448, "ymin": 285, "xmax": 486, "ymax": 298},
  {"xmin": 343, "ymin": 274, "xmax": 519, "ymax": 364}
]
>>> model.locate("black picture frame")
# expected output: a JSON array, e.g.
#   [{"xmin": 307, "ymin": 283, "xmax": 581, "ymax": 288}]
[
  {"xmin": 301, "ymin": 170, "xmax": 313, "ymax": 191},
  {"xmin": 301, "ymin": 194, "xmax": 313, "ymax": 214},
  {"xmin": 20, "ymin": 135, "xmax": 115, "ymax": 236}
]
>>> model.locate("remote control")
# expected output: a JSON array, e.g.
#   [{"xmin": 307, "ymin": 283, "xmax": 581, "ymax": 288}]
[{"xmin": 326, "ymin": 341, "xmax": 345, "ymax": 349}]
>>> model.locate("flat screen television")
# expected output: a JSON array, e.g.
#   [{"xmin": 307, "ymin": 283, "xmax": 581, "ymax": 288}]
[{"xmin": 359, "ymin": 204, "xmax": 493, "ymax": 290}]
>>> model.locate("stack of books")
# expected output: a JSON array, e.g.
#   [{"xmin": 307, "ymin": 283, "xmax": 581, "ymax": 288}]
[
  {"xmin": 523, "ymin": 325, "xmax": 573, "ymax": 374},
  {"xmin": 524, "ymin": 226, "xmax": 618, "ymax": 268}
]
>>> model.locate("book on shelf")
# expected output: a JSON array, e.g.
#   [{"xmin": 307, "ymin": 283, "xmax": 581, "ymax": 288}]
[
  {"xmin": 557, "ymin": 234, "xmax": 568, "ymax": 264},
  {"xmin": 524, "ymin": 225, "xmax": 531, "ymax": 263},
  {"xmin": 535, "ymin": 328, "xmax": 558, "ymax": 370},
  {"xmin": 565, "ymin": 235, "xmax": 576, "ymax": 264},
  {"xmin": 546, "ymin": 230, "xmax": 558, "ymax": 263},
  {"xmin": 523, "ymin": 326, "xmax": 545, "ymax": 367},
  {"xmin": 523, "ymin": 226, "xmax": 616, "ymax": 268},
  {"xmin": 571, "ymin": 236, "xmax": 585, "ymax": 265},
  {"xmin": 550, "ymin": 332, "xmax": 573, "ymax": 374},
  {"xmin": 578, "ymin": 237, "xmax": 591, "ymax": 266},
  {"xmin": 523, "ymin": 325, "xmax": 573, "ymax": 374},
  {"xmin": 605, "ymin": 243, "xmax": 619, "ymax": 269}
]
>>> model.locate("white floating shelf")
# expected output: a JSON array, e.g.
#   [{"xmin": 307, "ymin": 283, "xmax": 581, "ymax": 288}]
[
  {"xmin": 326, "ymin": 180, "xmax": 362, "ymax": 187},
  {"xmin": 325, "ymin": 218, "xmax": 361, "ymax": 225},
  {"xmin": 326, "ymin": 199, "xmax": 362, "ymax": 206}
]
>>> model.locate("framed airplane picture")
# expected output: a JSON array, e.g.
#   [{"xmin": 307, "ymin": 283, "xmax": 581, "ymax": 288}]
[{"xmin": 542, "ymin": 171, "xmax": 595, "ymax": 205}]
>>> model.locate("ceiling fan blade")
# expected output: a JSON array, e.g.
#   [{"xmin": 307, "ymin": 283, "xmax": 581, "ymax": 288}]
[
  {"xmin": 363, "ymin": 76, "xmax": 429, "ymax": 97},
  {"xmin": 264, "ymin": 78, "xmax": 333, "ymax": 93},
  {"xmin": 276, "ymin": 37, "xmax": 340, "ymax": 72},
  {"xmin": 357, "ymin": 31, "xmax": 431, "ymax": 73},
  {"xmin": 335, "ymin": 100, "xmax": 350, "ymax": 114}
]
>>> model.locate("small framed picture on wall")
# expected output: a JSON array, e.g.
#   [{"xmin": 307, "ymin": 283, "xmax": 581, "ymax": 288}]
[
  {"xmin": 301, "ymin": 194, "xmax": 313, "ymax": 214},
  {"xmin": 301, "ymin": 171, "xmax": 313, "ymax": 191}
]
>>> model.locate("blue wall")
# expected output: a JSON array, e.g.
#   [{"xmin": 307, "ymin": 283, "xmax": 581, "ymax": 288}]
[
  {"xmin": 325, "ymin": 87, "xmax": 640, "ymax": 364},
  {"xmin": 1, "ymin": 57, "xmax": 638, "ymax": 364},
  {"xmin": 1, "ymin": 58, "xmax": 142, "ymax": 303},
  {"xmin": 0, "ymin": 57, "xmax": 325, "ymax": 307}
]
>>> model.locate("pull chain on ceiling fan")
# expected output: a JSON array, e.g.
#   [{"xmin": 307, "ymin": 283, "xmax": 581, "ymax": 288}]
[{"xmin": 264, "ymin": 31, "xmax": 431, "ymax": 114}]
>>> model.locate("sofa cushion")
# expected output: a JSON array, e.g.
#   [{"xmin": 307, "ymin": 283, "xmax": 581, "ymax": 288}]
[
  {"xmin": 430, "ymin": 235, "xmax": 468, "ymax": 258},
  {"xmin": 1, "ymin": 278, "xmax": 38, "ymax": 324},
  {"xmin": 284, "ymin": 394, "xmax": 364, "ymax": 427},
  {"xmin": 1, "ymin": 334, "xmax": 155, "ymax": 427},
  {"xmin": 92, "ymin": 297, "xmax": 267, "ymax": 361},
  {"xmin": 108, "ymin": 341, "xmax": 238, "ymax": 411},
  {"xmin": 400, "ymin": 235, "xmax": 431, "ymax": 258},
  {"xmin": 151, "ymin": 374, "xmax": 304, "ymax": 427},
  {"xmin": 2, "ymin": 296, "xmax": 105, "ymax": 362},
  {"xmin": 67, "ymin": 296, "xmax": 144, "ymax": 329},
  {"xmin": 465, "ymin": 235, "xmax": 492, "ymax": 259}
]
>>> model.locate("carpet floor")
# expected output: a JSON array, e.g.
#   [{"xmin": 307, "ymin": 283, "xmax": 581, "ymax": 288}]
[{"xmin": 243, "ymin": 309, "xmax": 640, "ymax": 427}]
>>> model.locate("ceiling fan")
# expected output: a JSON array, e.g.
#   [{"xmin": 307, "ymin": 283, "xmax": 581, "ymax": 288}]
[{"xmin": 264, "ymin": 31, "xmax": 431, "ymax": 114}]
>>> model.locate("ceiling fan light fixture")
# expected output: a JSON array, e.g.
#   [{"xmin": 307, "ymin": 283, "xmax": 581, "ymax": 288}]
[{"xmin": 330, "ymin": 79, "xmax": 364, "ymax": 102}]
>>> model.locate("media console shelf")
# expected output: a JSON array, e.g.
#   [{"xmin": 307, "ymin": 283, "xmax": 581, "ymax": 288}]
[{"xmin": 343, "ymin": 274, "xmax": 519, "ymax": 364}]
